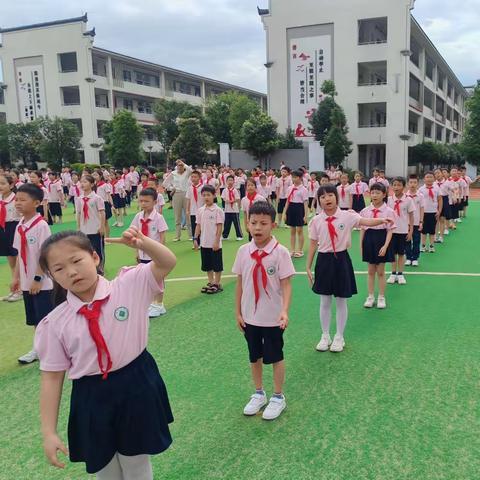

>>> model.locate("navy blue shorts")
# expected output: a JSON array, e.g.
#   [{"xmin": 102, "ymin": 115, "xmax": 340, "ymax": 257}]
[
  {"xmin": 244, "ymin": 324, "xmax": 284, "ymax": 364},
  {"xmin": 391, "ymin": 233, "xmax": 407, "ymax": 255},
  {"xmin": 200, "ymin": 247, "xmax": 223, "ymax": 273},
  {"xmin": 69, "ymin": 350, "xmax": 173, "ymax": 474},
  {"xmin": 22, "ymin": 290, "xmax": 54, "ymax": 326}
]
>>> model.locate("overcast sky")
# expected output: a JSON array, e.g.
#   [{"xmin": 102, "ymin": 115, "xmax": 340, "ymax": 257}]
[{"xmin": 1, "ymin": 0, "xmax": 479, "ymax": 92}]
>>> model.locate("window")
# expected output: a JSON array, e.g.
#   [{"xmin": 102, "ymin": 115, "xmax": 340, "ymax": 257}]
[
  {"xmin": 424, "ymin": 119, "xmax": 433, "ymax": 138},
  {"xmin": 123, "ymin": 98, "xmax": 133, "ymax": 110},
  {"xmin": 410, "ymin": 37, "xmax": 421, "ymax": 68},
  {"xmin": 137, "ymin": 101, "xmax": 152, "ymax": 114},
  {"xmin": 95, "ymin": 93, "xmax": 109, "ymax": 108},
  {"xmin": 0, "ymin": 89, "xmax": 4, "ymax": 104},
  {"xmin": 358, "ymin": 17, "xmax": 388, "ymax": 45},
  {"xmin": 446, "ymin": 130, "xmax": 452, "ymax": 143},
  {"xmin": 409, "ymin": 74, "xmax": 421, "ymax": 102},
  {"xmin": 437, "ymin": 70, "xmax": 445, "ymax": 91},
  {"xmin": 447, "ymin": 82, "xmax": 453, "ymax": 99},
  {"xmin": 67, "ymin": 119, "xmax": 83, "ymax": 136},
  {"xmin": 446, "ymin": 106, "xmax": 452, "ymax": 122},
  {"xmin": 58, "ymin": 52, "xmax": 78, "ymax": 73},
  {"xmin": 143, "ymin": 125, "xmax": 156, "ymax": 140},
  {"xmin": 97, "ymin": 120, "xmax": 108, "ymax": 138},
  {"xmin": 409, "ymin": 112, "xmax": 419, "ymax": 135},
  {"xmin": 0, "ymin": 112, "xmax": 6, "ymax": 124},
  {"xmin": 424, "ymin": 87, "xmax": 434, "ymax": 109},
  {"xmin": 61, "ymin": 86, "xmax": 80, "ymax": 105},
  {"xmin": 425, "ymin": 55, "xmax": 435, "ymax": 81},
  {"xmin": 358, "ymin": 61, "xmax": 387, "ymax": 86},
  {"xmin": 93, "ymin": 60, "xmax": 107, "ymax": 77},
  {"xmin": 123, "ymin": 70, "xmax": 132, "ymax": 82},
  {"xmin": 436, "ymin": 124, "xmax": 443, "ymax": 142},
  {"xmin": 358, "ymin": 103, "xmax": 387, "ymax": 128},
  {"xmin": 436, "ymin": 96, "xmax": 445, "ymax": 122}
]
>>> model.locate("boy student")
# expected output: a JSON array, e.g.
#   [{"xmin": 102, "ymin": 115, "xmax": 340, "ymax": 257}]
[
  {"xmin": 276, "ymin": 167, "xmax": 292, "ymax": 226},
  {"xmin": 233, "ymin": 201, "xmax": 294, "ymax": 420},
  {"xmin": 194, "ymin": 185, "xmax": 225, "ymax": 295},
  {"xmin": 11, "ymin": 184, "xmax": 54, "ymax": 364},
  {"xmin": 186, "ymin": 170, "xmax": 205, "ymax": 247},
  {"xmin": 307, "ymin": 172, "xmax": 319, "ymax": 212},
  {"xmin": 131, "ymin": 188, "xmax": 169, "ymax": 317},
  {"xmin": 221, "ymin": 175, "xmax": 243, "ymax": 241},
  {"xmin": 405, "ymin": 175, "xmax": 424, "ymax": 267},
  {"xmin": 46, "ymin": 172, "xmax": 65, "ymax": 224},
  {"xmin": 387, "ymin": 177, "xmax": 415, "ymax": 285},
  {"xmin": 419, "ymin": 171, "xmax": 442, "ymax": 253},
  {"xmin": 337, "ymin": 173, "xmax": 351, "ymax": 210}
]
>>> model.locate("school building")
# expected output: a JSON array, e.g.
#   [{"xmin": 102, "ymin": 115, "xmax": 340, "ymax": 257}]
[
  {"xmin": 0, "ymin": 14, "xmax": 267, "ymax": 165},
  {"xmin": 259, "ymin": 0, "xmax": 469, "ymax": 177}
]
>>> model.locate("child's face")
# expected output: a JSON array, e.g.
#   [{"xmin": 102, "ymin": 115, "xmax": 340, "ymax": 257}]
[
  {"xmin": 139, "ymin": 195, "xmax": 155, "ymax": 212},
  {"xmin": 260, "ymin": 178, "xmax": 267, "ymax": 186},
  {"xmin": 249, "ymin": 214, "xmax": 275, "ymax": 243},
  {"xmin": 227, "ymin": 178, "xmax": 234, "ymax": 187},
  {"xmin": 310, "ymin": 174, "xmax": 316, "ymax": 181},
  {"xmin": 292, "ymin": 175, "xmax": 301, "ymax": 185},
  {"xmin": 147, "ymin": 180, "xmax": 157, "ymax": 189},
  {"xmin": 379, "ymin": 172, "xmax": 385, "ymax": 179},
  {"xmin": 72, "ymin": 175, "xmax": 79, "ymax": 183},
  {"xmin": 247, "ymin": 183, "xmax": 256, "ymax": 193},
  {"xmin": 392, "ymin": 181, "xmax": 404, "ymax": 194},
  {"xmin": 340, "ymin": 175, "xmax": 349, "ymax": 185},
  {"xmin": 408, "ymin": 179, "xmax": 418, "ymax": 190},
  {"xmin": 191, "ymin": 174, "xmax": 200, "ymax": 185},
  {"xmin": 373, "ymin": 170, "xmax": 379, "ymax": 177},
  {"xmin": 370, "ymin": 189, "xmax": 385, "ymax": 204},
  {"xmin": 354, "ymin": 174, "xmax": 361, "ymax": 182},
  {"xmin": 15, "ymin": 192, "xmax": 40, "ymax": 215},
  {"xmin": 319, "ymin": 192, "xmax": 337, "ymax": 210},
  {"xmin": 424, "ymin": 174, "xmax": 434, "ymax": 185},
  {"xmin": 450, "ymin": 169, "xmax": 458, "ymax": 178},
  {"xmin": 141, "ymin": 175, "xmax": 148, "ymax": 183},
  {"xmin": 0, "ymin": 176, "xmax": 12, "ymax": 195},
  {"xmin": 320, "ymin": 177, "xmax": 329, "ymax": 186},
  {"xmin": 47, "ymin": 241, "xmax": 100, "ymax": 297},
  {"xmin": 281, "ymin": 169, "xmax": 288, "ymax": 178},
  {"xmin": 203, "ymin": 191, "xmax": 214, "ymax": 205},
  {"xmin": 80, "ymin": 178, "xmax": 93, "ymax": 191},
  {"xmin": 30, "ymin": 173, "xmax": 41, "ymax": 184}
]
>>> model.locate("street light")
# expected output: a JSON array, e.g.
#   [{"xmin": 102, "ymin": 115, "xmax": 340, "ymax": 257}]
[{"xmin": 147, "ymin": 144, "xmax": 153, "ymax": 166}]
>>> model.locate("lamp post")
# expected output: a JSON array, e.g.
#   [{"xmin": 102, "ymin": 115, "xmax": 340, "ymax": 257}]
[{"xmin": 147, "ymin": 145, "xmax": 153, "ymax": 166}]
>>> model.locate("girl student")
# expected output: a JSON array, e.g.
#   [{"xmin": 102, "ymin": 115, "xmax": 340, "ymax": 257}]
[
  {"xmin": 349, "ymin": 171, "xmax": 369, "ymax": 213},
  {"xmin": 34, "ymin": 227, "xmax": 176, "ymax": 479},
  {"xmin": 306, "ymin": 184, "xmax": 392, "ymax": 353},
  {"xmin": 29, "ymin": 170, "xmax": 52, "ymax": 225},
  {"xmin": 241, "ymin": 178, "xmax": 266, "ymax": 241},
  {"xmin": 360, "ymin": 182, "xmax": 396, "ymax": 310},
  {"xmin": 0, "ymin": 173, "xmax": 22, "ymax": 302},
  {"xmin": 93, "ymin": 170, "xmax": 114, "ymax": 239},
  {"xmin": 283, "ymin": 170, "xmax": 309, "ymax": 257},
  {"xmin": 111, "ymin": 170, "xmax": 127, "ymax": 227},
  {"xmin": 69, "ymin": 172, "xmax": 82, "ymax": 214}
]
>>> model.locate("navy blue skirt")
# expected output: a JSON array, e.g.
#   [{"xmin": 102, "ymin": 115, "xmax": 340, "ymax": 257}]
[
  {"xmin": 112, "ymin": 194, "xmax": 126, "ymax": 209},
  {"xmin": 352, "ymin": 195, "xmax": 365, "ymax": 212},
  {"xmin": 69, "ymin": 350, "xmax": 173, "ymax": 474},
  {"xmin": 312, "ymin": 251, "xmax": 357, "ymax": 298},
  {"xmin": 0, "ymin": 221, "xmax": 18, "ymax": 256},
  {"xmin": 104, "ymin": 201, "xmax": 113, "ymax": 220},
  {"xmin": 441, "ymin": 196, "xmax": 451, "ymax": 219},
  {"xmin": 362, "ymin": 229, "xmax": 394, "ymax": 264},
  {"xmin": 286, "ymin": 202, "xmax": 305, "ymax": 227}
]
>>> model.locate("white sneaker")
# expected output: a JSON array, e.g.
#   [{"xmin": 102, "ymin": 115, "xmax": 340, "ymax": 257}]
[
  {"xmin": 405, "ymin": 260, "xmax": 412, "ymax": 266},
  {"xmin": 412, "ymin": 260, "xmax": 419, "ymax": 267},
  {"xmin": 377, "ymin": 296, "xmax": 387, "ymax": 309},
  {"xmin": 243, "ymin": 393, "xmax": 267, "ymax": 416},
  {"xmin": 157, "ymin": 304, "xmax": 167, "ymax": 315},
  {"xmin": 429, "ymin": 245, "xmax": 435, "ymax": 253},
  {"xmin": 262, "ymin": 396, "xmax": 286, "ymax": 420},
  {"xmin": 387, "ymin": 274, "xmax": 397, "ymax": 284},
  {"xmin": 364, "ymin": 295, "xmax": 375, "ymax": 308},
  {"xmin": 329, "ymin": 335, "xmax": 345, "ymax": 353},
  {"xmin": 172, "ymin": 238, "xmax": 181, "ymax": 242},
  {"xmin": 397, "ymin": 274, "xmax": 407, "ymax": 285},
  {"xmin": 6, "ymin": 291, "xmax": 23, "ymax": 302},
  {"xmin": 148, "ymin": 304, "xmax": 163, "ymax": 318},
  {"xmin": 420, "ymin": 246, "xmax": 426, "ymax": 253},
  {"xmin": 112, "ymin": 222, "xmax": 118, "ymax": 227},
  {"xmin": 457, "ymin": 218, "xmax": 462, "ymax": 223},
  {"xmin": 444, "ymin": 229, "xmax": 449, "ymax": 235},
  {"xmin": 117, "ymin": 222, "xmax": 124, "ymax": 227},
  {"xmin": 438, "ymin": 237, "xmax": 444, "ymax": 243},
  {"xmin": 316, "ymin": 334, "xmax": 332, "ymax": 352},
  {"xmin": 18, "ymin": 350, "xmax": 38, "ymax": 364},
  {"xmin": 236, "ymin": 237, "xmax": 244, "ymax": 241}
]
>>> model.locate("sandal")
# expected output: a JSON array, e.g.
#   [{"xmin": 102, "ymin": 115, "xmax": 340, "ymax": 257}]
[
  {"xmin": 206, "ymin": 284, "xmax": 221, "ymax": 294},
  {"xmin": 201, "ymin": 283, "xmax": 213, "ymax": 293},
  {"xmin": 294, "ymin": 251, "xmax": 304, "ymax": 258}
]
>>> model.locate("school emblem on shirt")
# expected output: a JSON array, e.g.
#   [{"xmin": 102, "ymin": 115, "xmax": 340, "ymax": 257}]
[
  {"xmin": 267, "ymin": 266, "xmax": 276, "ymax": 276},
  {"xmin": 338, "ymin": 223, "xmax": 345, "ymax": 231},
  {"xmin": 27, "ymin": 236, "xmax": 36, "ymax": 245},
  {"xmin": 114, "ymin": 307, "xmax": 129, "ymax": 321}
]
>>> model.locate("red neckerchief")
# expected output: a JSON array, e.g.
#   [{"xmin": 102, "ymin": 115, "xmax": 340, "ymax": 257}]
[
  {"xmin": 355, "ymin": 182, "xmax": 361, "ymax": 196},
  {"xmin": 78, "ymin": 299, "xmax": 112, "ymax": 380},
  {"xmin": 0, "ymin": 194, "xmax": 15, "ymax": 229},
  {"xmin": 340, "ymin": 185, "xmax": 346, "ymax": 199},
  {"xmin": 427, "ymin": 186, "xmax": 434, "ymax": 200},
  {"xmin": 228, "ymin": 187, "xmax": 235, "ymax": 205},
  {"xmin": 310, "ymin": 180, "xmax": 316, "ymax": 192},
  {"xmin": 288, "ymin": 187, "xmax": 298, "ymax": 202},
  {"xmin": 97, "ymin": 181, "xmax": 106, "ymax": 187},
  {"xmin": 250, "ymin": 242, "xmax": 279, "ymax": 310},
  {"xmin": 82, "ymin": 196, "xmax": 90, "ymax": 221},
  {"xmin": 247, "ymin": 192, "xmax": 257, "ymax": 207},
  {"xmin": 73, "ymin": 183, "xmax": 80, "ymax": 197},
  {"xmin": 373, "ymin": 208, "xmax": 381, "ymax": 218},
  {"xmin": 192, "ymin": 182, "xmax": 202, "ymax": 203},
  {"xmin": 18, "ymin": 215, "xmax": 44, "ymax": 273},
  {"xmin": 140, "ymin": 217, "xmax": 151, "ymax": 236},
  {"xmin": 394, "ymin": 199, "xmax": 402, "ymax": 216},
  {"xmin": 325, "ymin": 216, "xmax": 338, "ymax": 256}
]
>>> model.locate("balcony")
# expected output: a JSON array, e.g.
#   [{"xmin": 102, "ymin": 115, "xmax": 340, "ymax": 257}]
[
  {"xmin": 409, "ymin": 74, "xmax": 423, "ymax": 112},
  {"xmin": 358, "ymin": 102, "xmax": 387, "ymax": 128},
  {"xmin": 358, "ymin": 17, "xmax": 387, "ymax": 45},
  {"xmin": 358, "ymin": 61, "xmax": 387, "ymax": 86},
  {"xmin": 165, "ymin": 90, "xmax": 204, "ymax": 106}
]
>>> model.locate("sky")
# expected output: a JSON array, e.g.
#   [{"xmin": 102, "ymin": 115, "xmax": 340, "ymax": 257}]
[{"xmin": 0, "ymin": 0, "xmax": 479, "ymax": 93}]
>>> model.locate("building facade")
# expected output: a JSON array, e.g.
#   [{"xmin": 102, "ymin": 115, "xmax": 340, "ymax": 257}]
[
  {"xmin": 259, "ymin": 0, "xmax": 468, "ymax": 176},
  {"xmin": 0, "ymin": 14, "xmax": 267, "ymax": 164}
]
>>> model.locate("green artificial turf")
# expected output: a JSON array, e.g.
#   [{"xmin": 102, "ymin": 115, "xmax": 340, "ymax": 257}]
[{"xmin": 0, "ymin": 202, "xmax": 479, "ymax": 479}]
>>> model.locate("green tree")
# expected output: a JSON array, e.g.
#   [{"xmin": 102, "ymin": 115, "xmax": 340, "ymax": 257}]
[
  {"xmin": 461, "ymin": 80, "xmax": 480, "ymax": 166},
  {"xmin": 0, "ymin": 123, "xmax": 10, "ymax": 166},
  {"xmin": 324, "ymin": 106, "xmax": 352, "ymax": 165},
  {"xmin": 7, "ymin": 120, "xmax": 43, "ymax": 167},
  {"xmin": 309, "ymin": 96, "xmax": 336, "ymax": 145},
  {"xmin": 230, "ymin": 93, "xmax": 261, "ymax": 148},
  {"xmin": 241, "ymin": 112, "xmax": 279, "ymax": 165},
  {"xmin": 171, "ymin": 117, "xmax": 210, "ymax": 165},
  {"xmin": 321, "ymin": 80, "xmax": 337, "ymax": 97},
  {"xmin": 38, "ymin": 117, "xmax": 81, "ymax": 170},
  {"xmin": 103, "ymin": 110, "xmax": 144, "ymax": 168},
  {"xmin": 205, "ymin": 95, "xmax": 232, "ymax": 146},
  {"xmin": 277, "ymin": 127, "xmax": 303, "ymax": 149}
]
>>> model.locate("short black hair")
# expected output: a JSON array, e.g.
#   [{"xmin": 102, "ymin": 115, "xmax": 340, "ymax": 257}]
[
  {"xmin": 392, "ymin": 176, "xmax": 406, "ymax": 186},
  {"xmin": 408, "ymin": 174, "xmax": 418, "ymax": 180},
  {"xmin": 292, "ymin": 170, "xmax": 303, "ymax": 178},
  {"xmin": 226, "ymin": 175, "xmax": 235, "ymax": 181},
  {"xmin": 424, "ymin": 171, "xmax": 435, "ymax": 177},
  {"xmin": 248, "ymin": 201, "xmax": 276, "ymax": 222},
  {"xmin": 317, "ymin": 184, "xmax": 338, "ymax": 203},
  {"xmin": 320, "ymin": 173, "xmax": 330, "ymax": 180},
  {"xmin": 201, "ymin": 185, "xmax": 216, "ymax": 195},
  {"xmin": 139, "ymin": 188, "xmax": 158, "ymax": 200},
  {"xmin": 369, "ymin": 182, "xmax": 388, "ymax": 202},
  {"xmin": 17, "ymin": 183, "xmax": 44, "ymax": 202},
  {"xmin": 280, "ymin": 166, "xmax": 291, "ymax": 173}
]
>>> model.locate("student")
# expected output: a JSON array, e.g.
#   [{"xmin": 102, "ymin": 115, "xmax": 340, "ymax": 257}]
[
  {"xmin": 11, "ymin": 184, "xmax": 54, "ymax": 364},
  {"xmin": 283, "ymin": 170, "xmax": 308, "ymax": 257},
  {"xmin": 368, "ymin": 168, "xmax": 381, "ymax": 188},
  {"xmin": 275, "ymin": 167, "xmax": 292, "ymax": 226},
  {"xmin": 0, "ymin": 174, "xmax": 22, "ymax": 302},
  {"xmin": 241, "ymin": 178, "xmax": 266, "ymax": 240},
  {"xmin": 94, "ymin": 171, "xmax": 113, "ymax": 239},
  {"xmin": 235, "ymin": 168, "xmax": 247, "ymax": 198},
  {"xmin": 47, "ymin": 172, "xmax": 64, "ymax": 224},
  {"xmin": 34, "ymin": 228, "xmax": 176, "ymax": 479},
  {"xmin": 221, "ymin": 175, "xmax": 243, "ymax": 241},
  {"xmin": 459, "ymin": 166, "xmax": 474, "ymax": 219},
  {"xmin": 307, "ymin": 185, "xmax": 392, "ymax": 352},
  {"xmin": 337, "ymin": 173, "xmax": 351, "ymax": 211},
  {"xmin": 131, "ymin": 188, "xmax": 169, "ymax": 317},
  {"xmin": 378, "ymin": 170, "xmax": 390, "ymax": 189},
  {"xmin": 111, "ymin": 170, "xmax": 127, "ymax": 227},
  {"xmin": 405, "ymin": 175, "xmax": 424, "ymax": 267},
  {"xmin": 360, "ymin": 183, "xmax": 396, "ymax": 309},
  {"xmin": 257, "ymin": 174, "xmax": 271, "ymax": 202},
  {"xmin": 314, "ymin": 174, "xmax": 331, "ymax": 215},
  {"xmin": 194, "ymin": 185, "xmax": 225, "ymax": 295},
  {"xmin": 267, "ymin": 169, "xmax": 277, "ymax": 207},
  {"xmin": 434, "ymin": 169, "xmax": 450, "ymax": 242},
  {"xmin": 30, "ymin": 171, "xmax": 52, "ymax": 224},
  {"xmin": 233, "ymin": 202, "xmax": 294, "ymax": 420},
  {"xmin": 146, "ymin": 177, "xmax": 165, "ymax": 215},
  {"xmin": 386, "ymin": 177, "xmax": 414, "ymax": 285},
  {"xmin": 61, "ymin": 167, "xmax": 72, "ymax": 202},
  {"xmin": 186, "ymin": 170, "xmax": 205, "ymax": 246},
  {"xmin": 418, "ymin": 171, "xmax": 442, "ymax": 253},
  {"xmin": 349, "ymin": 172, "xmax": 369, "ymax": 213},
  {"xmin": 76, "ymin": 175, "xmax": 106, "ymax": 275},
  {"xmin": 447, "ymin": 168, "xmax": 462, "ymax": 228},
  {"xmin": 68, "ymin": 172, "xmax": 82, "ymax": 214},
  {"xmin": 307, "ymin": 172, "xmax": 319, "ymax": 213}
]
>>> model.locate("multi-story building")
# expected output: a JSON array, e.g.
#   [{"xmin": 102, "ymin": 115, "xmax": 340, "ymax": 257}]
[
  {"xmin": 0, "ymin": 14, "xmax": 267, "ymax": 164},
  {"xmin": 259, "ymin": 0, "xmax": 469, "ymax": 176}
]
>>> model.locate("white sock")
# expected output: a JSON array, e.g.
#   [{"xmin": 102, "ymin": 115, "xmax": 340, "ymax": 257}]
[
  {"xmin": 335, "ymin": 297, "xmax": 348, "ymax": 338},
  {"xmin": 118, "ymin": 454, "xmax": 153, "ymax": 480},
  {"xmin": 319, "ymin": 295, "xmax": 332, "ymax": 335}
]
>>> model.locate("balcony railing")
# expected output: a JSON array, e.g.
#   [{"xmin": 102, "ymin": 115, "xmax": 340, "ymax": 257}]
[
  {"xmin": 358, "ymin": 81, "xmax": 387, "ymax": 86},
  {"xmin": 359, "ymin": 122, "xmax": 386, "ymax": 128},
  {"xmin": 358, "ymin": 39, "xmax": 387, "ymax": 46}
]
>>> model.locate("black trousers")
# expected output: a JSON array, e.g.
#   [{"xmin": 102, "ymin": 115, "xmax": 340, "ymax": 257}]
[
  {"xmin": 223, "ymin": 213, "xmax": 243, "ymax": 239},
  {"xmin": 190, "ymin": 215, "xmax": 200, "ymax": 243}
]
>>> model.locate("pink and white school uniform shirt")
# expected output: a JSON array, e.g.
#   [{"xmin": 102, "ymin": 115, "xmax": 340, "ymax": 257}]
[
  {"xmin": 257, "ymin": 184, "xmax": 271, "ymax": 199},
  {"xmin": 156, "ymin": 192, "xmax": 166, "ymax": 213},
  {"xmin": 131, "ymin": 210, "xmax": 168, "ymax": 261},
  {"xmin": 405, "ymin": 191, "xmax": 425, "ymax": 227},
  {"xmin": 286, "ymin": 184, "xmax": 308, "ymax": 204},
  {"xmin": 75, "ymin": 192, "xmax": 105, "ymax": 235},
  {"xmin": 69, "ymin": 182, "xmax": 82, "ymax": 199},
  {"xmin": 232, "ymin": 237, "xmax": 295, "ymax": 327},
  {"xmin": 462, "ymin": 176, "xmax": 473, "ymax": 198},
  {"xmin": 186, "ymin": 183, "xmax": 205, "ymax": 216},
  {"xmin": 276, "ymin": 176, "xmax": 293, "ymax": 200},
  {"xmin": 221, "ymin": 187, "xmax": 240, "ymax": 213},
  {"xmin": 196, "ymin": 204, "xmax": 225, "ymax": 249},
  {"xmin": 360, "ymin": 204, "xmax": 396, "ymax": 231},
  {"xmin": 96, "ymin": 181, "xmax": 113, "ymax": 203},
  {"xmin": 234, "ymin": 175, "xmax": 247, "ymax": 190},
  {"xmin": 337, "ymin": 184, "xmax": 351, "ymax": 209},
  {"xmin": 307, "ymin": 179, "xmax": 319, "ymax": 199},
  {"xmin": 418, "ymin": 184, "xmax": 441, "ymax": 213},
  {"xmin": 13, "ymin": 214, "xmax": 53, "ymax": 291},
  {"xmin": 47, "ymin": 180, "xmax": 63, "ymax": 204},
  {"xmin": 112, "ymin": 179, "xmax": 126, "ymax": 197},
  {"xmin": 241, "ymin": 193, "xmax": 266, "ymax": 214},
  {"xmin": 0, "ymin": 192, "xmax": 21, "ymax": 224},
  {"xmin": 387, "ymin": 194, "xmax": 415, "ymax": 234},
  {"xmin": 349, "ymin": 181, "xmax": 369, "ymax": 198},
  {"xmin": 308, "ymin": 208, "xmax": 362, "ymax": 253},
  {"xmin": 34, "ymin": 263, "xmax": 164, "ymax": 379},
  {"xmin": 435, "ymin": 179, "xmax": 449, "ymax": 197}
]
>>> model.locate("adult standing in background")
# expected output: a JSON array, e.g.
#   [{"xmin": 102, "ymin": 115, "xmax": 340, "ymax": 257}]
[{"xmin": 165, "ymin": 159, "xmax": 192, "ymax": 241}]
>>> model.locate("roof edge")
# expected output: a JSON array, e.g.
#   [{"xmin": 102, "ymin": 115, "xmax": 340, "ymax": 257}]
[{"xmin": 0, "ymin": 14, "xmax": 87, "ymax": 34}]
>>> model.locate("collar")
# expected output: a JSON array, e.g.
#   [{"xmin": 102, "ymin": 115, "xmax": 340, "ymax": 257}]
[
  {"xmin": 67, "ymin": 275, "xmax": 112, "ymax": 313},
  {"xmin": 0, "ymin": 192, "xmax": 15, "ymax": 202},
  {"xmin": 81, "ymin": 192, "xmax": 95, "ymax": 199},
  {"xmin": 142, "ymin": 209, "xmax": 157, "ymax": 221},
  {"xmin": 392, "ymin": 194, "xmax": 406, "ymax": 201},
  {"xmin": 370, "ymin": 203, "xmax": 385, "ymax": 211},
  {"xmin": 406, "ymin": 191, "xmax": 418, "ymax": 197},
  {"xmin": 319, "ymin": 207, "xmax": 341, "ymax": 220},
  {"xmin": 204, "ymin": 204, "xmax": 217, "ymax": 211},
  {"xmin": 248, "ymin": 236, "xmax": 278, "ymax": 254},
  {"xmin": 20, "ymin": 213, "xmax": 42, "ymax": 228}
]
